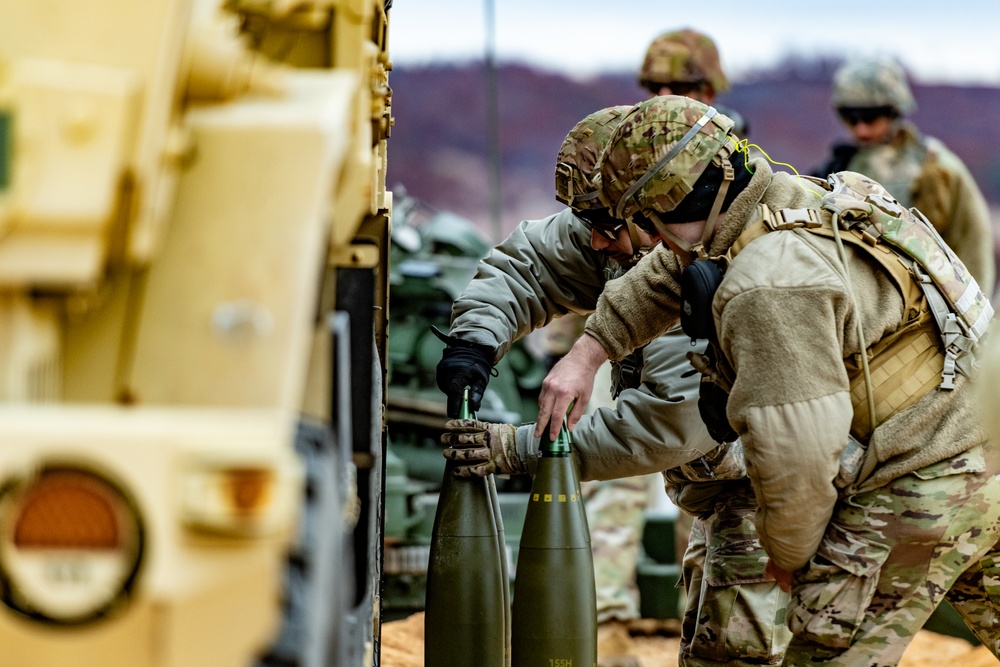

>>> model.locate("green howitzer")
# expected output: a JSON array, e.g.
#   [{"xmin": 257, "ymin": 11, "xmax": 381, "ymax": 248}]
[
  {"xmin": 511, "ymin": 417, "xmax": 597, "ymax": 667},
  {"xmin": 424, "ymin": 389, "xmax": 510, "ymax": 667}
]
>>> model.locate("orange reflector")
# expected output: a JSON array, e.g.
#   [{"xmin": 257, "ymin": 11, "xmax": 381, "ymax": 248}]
[
  {"xmin": 13, "ymin": 471, "xmax": 122, "ymax": 549},
  {"xmin": 223, "ymin": 468, "xmax": 273, "ymax": 515}
]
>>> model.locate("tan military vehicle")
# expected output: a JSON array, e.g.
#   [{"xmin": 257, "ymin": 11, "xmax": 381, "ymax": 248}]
[{"xmin": 0, "ymin": 0, "xmax": 391, "ymax": 665}]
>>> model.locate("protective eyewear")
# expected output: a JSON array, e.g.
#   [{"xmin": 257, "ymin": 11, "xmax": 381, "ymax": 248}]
[
  {"xmin": 628, "ymin": 213, "xmax": 658, "ymax": 234},
  {"xmin": 576, "ymin": 210, "xmax": 625, "ymax": 241},
  {"xmin": 640, "ymin": 79, "xmax": 707, "ymax": 98},
  {"xmin": 837, "ymin": 106, "xmax": 895, "ymax": 126}
]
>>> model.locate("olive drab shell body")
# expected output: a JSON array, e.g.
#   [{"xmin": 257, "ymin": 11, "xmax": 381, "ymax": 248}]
[
  {"xmin": 425, "ymin": 393, "xmax": 510, "ymax": 667},
  {"xmin": 511, "ymin": 422, "xmax": 597, "ymax": 667}
]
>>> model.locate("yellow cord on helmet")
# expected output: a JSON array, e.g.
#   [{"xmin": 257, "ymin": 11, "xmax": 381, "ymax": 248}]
[{"xmin": 728, "ymin": 136, "xmax": 824, "ymax": 199}]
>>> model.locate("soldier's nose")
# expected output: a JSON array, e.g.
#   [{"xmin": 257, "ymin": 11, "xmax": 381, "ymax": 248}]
[{"xmin": 591, "ymin": 230, "xmax": 610, "ymax": 251}]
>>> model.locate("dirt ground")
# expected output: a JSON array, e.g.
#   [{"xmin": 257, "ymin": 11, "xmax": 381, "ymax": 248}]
[{"xmin": 380, "ymin": 611, "xmax": 998, "ymax": 667}]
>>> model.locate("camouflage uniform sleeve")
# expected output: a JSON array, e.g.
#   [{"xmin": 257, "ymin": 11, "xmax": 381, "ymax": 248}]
[
  {"xmin": 916, "ymin": 140, "xmax": 995, "ymax": 297},
  {"xmin": 449, "ymin": 209, "xmax": 607, "ymax": 359},
  {"xmin": 584, "ymin": 242, "xmax": 685, "ymax": 362},
  {"xmin": 514, "ymin": 327, "xmax": 719, "ymax": 481},
  {"xmin": 716, "ymin": 232, "xmax": 855, "ymax": 572}
]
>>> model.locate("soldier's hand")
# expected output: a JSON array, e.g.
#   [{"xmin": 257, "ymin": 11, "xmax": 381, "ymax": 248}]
[
  {"xmin": 435, "ymin": 342, "xmax": 494, "ymax": 418},
  {"xmin": 441, "ymin": 419, "xmax": 525, "ymax": 477},
  {"xmin": 765, "ymin": 559, "xmax": 793, "ymax": 593},
  {"xmin": 535, "ymin": 334, "xmax": 607, "ymax": 440}
]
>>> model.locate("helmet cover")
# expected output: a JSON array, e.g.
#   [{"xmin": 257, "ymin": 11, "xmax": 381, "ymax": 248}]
[
  {"xmin": 555, "ymin": 105, "xmax": 631, "ymax": 209},
  {"xmin": 598, "ymin": 95, "xmax": 736, "ymax": 220},
  {"xmin": 832, "ymin": 56, "xmax": 916, "ymax": 115},
  {"xmin": 638, "ymin": 29, "xmax": 729, "ymax": 95}
]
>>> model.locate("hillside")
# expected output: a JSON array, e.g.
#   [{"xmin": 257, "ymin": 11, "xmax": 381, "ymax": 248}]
[{"xmin": 387, "ymin": 60, "xmax": 1000, "ymax": 243}]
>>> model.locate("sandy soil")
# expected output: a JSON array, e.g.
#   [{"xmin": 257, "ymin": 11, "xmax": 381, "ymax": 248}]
[{"xmin": 381, "ymin": 612, "xmax": 998, "ymax": 667}]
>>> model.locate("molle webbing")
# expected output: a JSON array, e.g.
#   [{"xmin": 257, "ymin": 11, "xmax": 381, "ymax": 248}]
[{"xmin": 846, "ymin": 326, "xmax": 941, "ymax": 440}]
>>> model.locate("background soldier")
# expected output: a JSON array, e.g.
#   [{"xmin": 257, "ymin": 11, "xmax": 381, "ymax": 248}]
[
  {"xmin": 815, "ymin": 55, "xmax": 995, "ymax": 296},
  {"xmin": 638, "ymin": 27, "xmax": 748, "ymax": 138},
  {"xmin": 437, "ymin": 106, "xmax": 791, "ymax": 667},
  {"xmin": 537, "ymin": 94, "xmax": 1000, "ymax": 666}
]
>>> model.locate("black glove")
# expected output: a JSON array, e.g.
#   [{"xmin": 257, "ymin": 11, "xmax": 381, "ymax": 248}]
[{"xmin": 432, "ymin": 327, "xmax": 496, "ymax": 418}]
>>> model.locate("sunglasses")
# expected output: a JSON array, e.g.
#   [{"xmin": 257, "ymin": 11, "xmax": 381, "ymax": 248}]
[
  {"xmin": 576, "ymin": 209, "xmax": 625, "ymax": 241},
  {"xmin": 837, "ymin": 106, "xmax": 896, "ymax": 126},
  {"xmin": 640, "ymin": 79, "xmax": 707, "ymax": 98},
  {"xmin": 628, "ymin": 213, "xmax": 658, "ymax": 234}
]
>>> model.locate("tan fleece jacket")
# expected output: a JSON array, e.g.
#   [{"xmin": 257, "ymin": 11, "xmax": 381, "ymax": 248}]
[{"xmin": 586, "ymin": 158, "xmax": 988, "ymax": 570}]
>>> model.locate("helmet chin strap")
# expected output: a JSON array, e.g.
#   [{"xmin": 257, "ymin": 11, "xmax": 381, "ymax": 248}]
[
  {"xmin": 639, "ymin": 155, "xmax": 735, "ymax": 261},
  {"xmin": 624, "ymin": 219, "xmax": 655, "ymax": 264}
]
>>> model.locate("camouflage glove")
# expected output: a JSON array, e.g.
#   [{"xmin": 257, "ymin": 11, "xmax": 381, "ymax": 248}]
[
  {"xmin": 674, "ymin": 441, "xmax": 746, "ymax": 482},
  {"xmin": 663, "ymin": 442, "xmax": 748, "ymax": 518},
  {"xmin": 665, "ymin": 479, "xmax": 733, "ymax": 519},
  {"xmin": 432, "ymin": 327, "xmax": 496, "ymax": 418},
  {"xmin": 440, "ymin": 419, "xmax": 526, "ymax": 477}
]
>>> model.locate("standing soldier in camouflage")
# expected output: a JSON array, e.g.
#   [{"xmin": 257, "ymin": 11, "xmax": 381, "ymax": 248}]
[
  {"xmin": 638, "ymin": 27, "xmax": 748, "ymax": 138},
  {"xmin": 815, "ymin": 55, "xmax": 995, "ymax": 295},
  {"xmin": 436, "ymin": 106, "xmax": 791, "ymax": 667},
  {"xmin": 537, "ymin": 94, "xmax": 1000, "ymax": 666}
]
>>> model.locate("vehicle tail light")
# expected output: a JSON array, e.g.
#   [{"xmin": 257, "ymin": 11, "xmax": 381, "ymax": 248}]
[
  {"xmin": 180, "ymin": 459, "xmax": 294, "ymax": 537},
  {"xmin": 0, "ymin": 467, "xmax": 143, "ymax": 623}
]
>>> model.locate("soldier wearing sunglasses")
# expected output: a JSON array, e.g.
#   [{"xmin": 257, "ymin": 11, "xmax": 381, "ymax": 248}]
[
  {"xmin": 638, "ymin": 28, "xmax": 749, "ymax": 142},
  {"xmin": 815, "ymin": 56, "xmax": 994, "ymax": 295}
]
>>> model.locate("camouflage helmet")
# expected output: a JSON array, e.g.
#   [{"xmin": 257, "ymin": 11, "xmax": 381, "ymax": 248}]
[
  {"xmin": 598, "ymin": 95, "xmax": 736, "ymax": 220},
  {"xmin": 638, "ymin": 29, "xmax": 729, "ymax": 95},
  {"xmin": 832, "ymin": 56, "xmax": 916, "ymax": 115},
  {"xmin": 554, "ymin": 105, "xmax": 631, "ymax": 210}
]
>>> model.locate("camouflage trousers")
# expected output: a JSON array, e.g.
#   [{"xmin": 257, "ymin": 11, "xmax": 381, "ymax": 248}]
[
  {"xmin": 679, "ymin": 478, "xmax": 791, "ymax": 666},
  {"xmin": 783, "ymin": 443, "xmax": 1000, "ymax": 666},
  {"xmin": 582, "ymin": 474, "xmax": 657, "ymax": 623}
]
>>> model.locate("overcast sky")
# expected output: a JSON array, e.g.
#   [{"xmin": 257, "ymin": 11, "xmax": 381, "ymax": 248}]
[{"xmin": 389, "ymin": 1, "xmax": 1000, "ymax": 85}]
